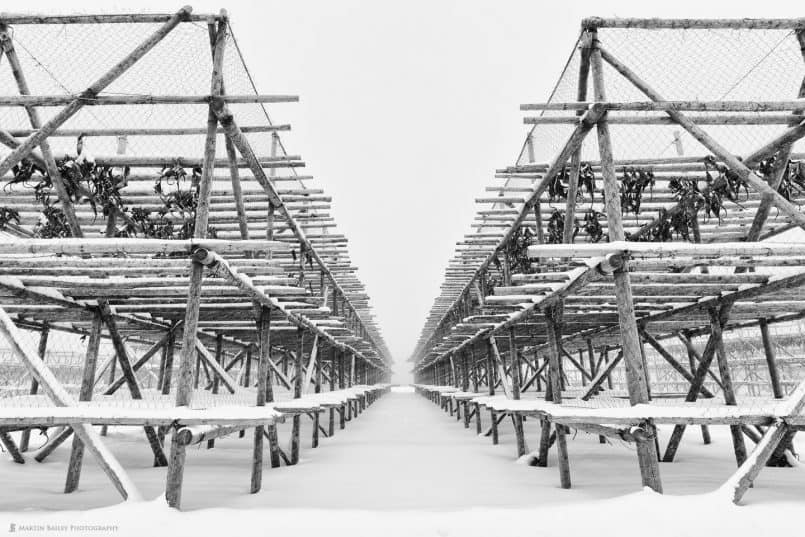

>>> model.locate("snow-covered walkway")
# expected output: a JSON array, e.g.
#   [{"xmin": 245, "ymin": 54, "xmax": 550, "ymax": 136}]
[{"xmin": 1, "ymin": 388, "xmax": 805, "ymax": 536}]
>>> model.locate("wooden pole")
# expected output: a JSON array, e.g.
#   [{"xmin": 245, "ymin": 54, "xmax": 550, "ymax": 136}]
[
  {"xmin": 709, "ymin": 308, "xmax": 748, "ymax": 466},
  {"xmin": 759, "ymin": 319, "xmax": 784, "ymax": 399},
  {"xmin": 508, "ymin": 328, "xmax": 527, "ymax": 457},
  {"xmin": 591, "ymin": 32, "xmax": 662, "ymax": 492},
  {"xmin": 544, "ymin": 309, "xmax": 571, "ymax": 487},
  {"xmin": 290, "ymin": 328, "xmax": 304, "ymax": 464},
  {"xmin": 64, "ymin": 312, "xmax": 103, "ymax": 492},
  {"xmin": 250, "ymin": 306, "xmax": 273, "ymax": 492},
  {"xmin": 165, "ymin": 11, "xmax": 224, "ymax": 509},
  {"xmin": 680, "ymin": 332, "xmax": 711, "ymax": 444},
  {"xmin": 206, "ymin": 334, "xmax": 225, "ymax": 449},
  {"xmin": 485, "ymin": 340, "xmax": 499, "ymax": 445},
  {"xmin": 19, "ymin": 324, "xmax": 48, "ymax": 451}
]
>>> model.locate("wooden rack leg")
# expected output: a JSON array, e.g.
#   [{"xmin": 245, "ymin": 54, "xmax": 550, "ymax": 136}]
[
  {"xmin": 709, "ymin": 308, "xmax": 747, "ymax": 466},
  {"xmin": 65, "ymin": 312, "xmax": 103, "ymax": 492},
  {"xmin": 682, "ymin": 333, "xmax": 711, "ymax": 445},
  {"xmin": 545, "ymin": 311, "xmax": 571, "ymax": 487},
  {"xmin": 290, "ymin": 328, "xmax": 304, "ymax": 465},
  {"xmin": 20, "ymin": 325, "xmax": 49, "ymax": 452},
  {"xmin": 590, "ymin": 33, "xmax": 661, "ymax": 492},
  {"xmin": 0, "ymin": 431, "xmax": 25, "ymax": 464}
]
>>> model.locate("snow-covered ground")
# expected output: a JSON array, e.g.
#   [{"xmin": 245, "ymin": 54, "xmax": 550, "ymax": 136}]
[{"xmin": 0, "ymin": 389, "xmax": 803, "ymax": 536}]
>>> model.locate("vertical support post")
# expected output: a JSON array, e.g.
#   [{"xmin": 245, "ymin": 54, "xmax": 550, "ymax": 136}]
[
  {"xmin": 312, "ymin": 342, "xmax": 323, "ymax": 448},
  {"xmin": 470, "ymin": 346, "xmax": 482, "ymax": 434},
  {"xmin": 485, "ymin": 340, "xmax": 499, "ymax": 445},
  {"xmin": 64, "ymin": 312, "xmax": 103, "ymax": 493},
  {"xmin": 544, "ymin": 309, "xmax": 571, "ymax": 488},
  {"xmin": 251, "ymin": 306, "xmax": 269, "ymax": 492},
  {"xmin": 166, "ymin": 11, "xmax": 225, "ymax": 509},
  {"xmin": 682, "ymin": 331, "xmax": 711, "ymax": 444},
  {"xmin": 328, "ymin": 347, "xmax": 336, "ymax": 437},
  {"xmin": 589, "ymin": 28, "xmax": 662, "ymax": 493},
  {"xmin": 290, "ymin": 328, "xmax": 304, "ymax": 464},
  {"xmin": 710, "ymin": 308, "xmax": 747, "ymax": 466},
  {"xmin": 759, "ymin": 319, "xmax": 783, "ymax": 399},
  {"xmin": 508, "ymin": 328, "xmax": 527, "ymax": 457},
  {"xmin": 20, "ymin": 324, "xmax": 49, "ymax": 451},
  {"xmin": 338, "ymin": 349, "xmax": 346, "ymax": 430}
]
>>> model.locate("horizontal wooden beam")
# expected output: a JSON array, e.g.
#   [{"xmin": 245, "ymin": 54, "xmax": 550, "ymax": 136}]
[
  {"xmin": 0, "ymin": 11, "xmax": 213, "ymax": 24},
  {"xmin": 0, "ymin": 94, "xmax": 298, "ymax": 107},
  {"xmin": 581, "ymin": 17, "xmax": 805, "ymax": 30},
  {"xmin": 0, "ymin": 238, "xmax": 290, "ymax": 256},
  {"xmin": 4, "ymin": 125, "xmax": 290, "ymax": 137},
  {"xmin": 525, "ymin": 114, "xmax": 797, "ymax": 125},
  {"xmin": 521, "ymin": 100, "xmax": 805, "ymax": 112}
]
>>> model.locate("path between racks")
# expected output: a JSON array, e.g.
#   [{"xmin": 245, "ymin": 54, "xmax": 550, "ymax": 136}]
[{"xmin": 4, "ymin": 389, "xmax": 805, "ymax": 511}]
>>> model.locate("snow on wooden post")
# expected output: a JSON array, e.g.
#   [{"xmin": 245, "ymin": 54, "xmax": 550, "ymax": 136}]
[
  {"xmin": 328, "ymin": 346, "xmax": 336, "ymax": 437},
  {"xmin": 165, "ymin": 10, "xmax": 225, "ymax": 509},
  {"xmin": 250, "ymin": 305, "xmax": 271, "ymax": 492},
  {"xmin": 544, "ymin": 309, "xmax": 571, "ymax": 488},
  {"xmin": 339, "ymin": 350, "xmax": 347, "ymax": 430},
  {"xmin": 709, "ymin": 308, "xmax": 748, "ymax": 466},
  {"xmin": 485, "ymin": 339, "xmax": 499, "ymax": 445},
  {"xmin": 759, "ymin": 319, "xmax": 784, "ymax": 399},
  {"xmin": 590, "ymin": 31, "xmax": 662, "ymax": 493},
  {"xmin": 290, "ymin": 328, "xmax": 304, "ymax": 465},
  {"xmin": 508, "ymin": 327, "xmax": 527, "ymax": 458},
  {"xmin": 19, "ymin": 324, "xmax": 49, "ymax": 452},
  {"xmin": 64, "ymin": 312, "xmax": 103, "ymax": 493},
  {"xmin": 470, "ymin": 346, "xmax": 483, "ymax": 434}
]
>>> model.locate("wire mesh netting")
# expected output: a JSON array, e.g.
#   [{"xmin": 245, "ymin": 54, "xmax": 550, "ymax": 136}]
[
  {"xmin": 0, "ymin": 17, "xmax": 385, "ymax": 406},
  {"xmin": 517, "ymin": 27, "xmax": 805, "ymax": 167}
]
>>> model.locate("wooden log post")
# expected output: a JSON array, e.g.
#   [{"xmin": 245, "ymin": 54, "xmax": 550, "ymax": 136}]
[
  {"xmin": 709, "ymin": 309, "xmax": 747, "ymax": 466},
  {"xmin": 328, "ymin": 346, "xmax": 336, "ymax": 437},
  {"xmin": 19, "ymin": 324, "xmax": 49, "ymax": 452},
  {"xmin": 347, "ymin": 352, "xmax": 355, "ymax": 421},
  {"xmin": 544, "ymin": 309, "xmax": 571, "ymax": 487},
  {"xmin": 586, "ymin": 339, "xmax": 606, "ymax": 443},
  {"xmin": 165, "ymin": 10, "xmax": 224, "ymax": 509},
  {"xmin": 250, "ymin": 305, "xmax": 276, "ymax": 492},
  {"xmin": 338, "ymin": 350, "xmax": 347, "ymax": 430},
  {"xmin": 313, "ymin": 341, "xmax": 323, "ymax": 448},
  {"xmin": 759, "ymin": 319, "xmax": 784, "ymax": 399},
  {"xmin": 461, "ymin": 350, "xmax": 471, "ymax": 429},
  {"xmin": 590, "ymin": 31, "xmax": 662, "ymax": 492},
  {"xmin": 64, "ymin": 312, "xmax": 103, "ymax": 492},
  {"xmin": 508, "ymin": 328, "xmax": 527, "ymax": 458},
  {"xmin": 290, "ymin": 328, "xmax": 304, "ymax": 465},
  {"xmin": 207, "ymin": 333, "xmax": 225, "ymax": 449},
  {"xmin": 471, "ymin": 346, "xmax": 482, "ymax": 434},
  {"xmin": 485, "ymin": 340, "xmax": 499, "ymax": 445},
  {"xmin": 0, "ymin": 431, "xmax": 24, "ymax": 464},
  {"xmin": 680, "ymin": 331, "xmax": 711, "ymax": 444}
]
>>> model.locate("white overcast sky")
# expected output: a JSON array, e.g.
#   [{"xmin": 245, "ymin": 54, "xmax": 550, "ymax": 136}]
[{"xmin": 24, "ymin": 0, "xmax": 802, "ymax": 381}]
